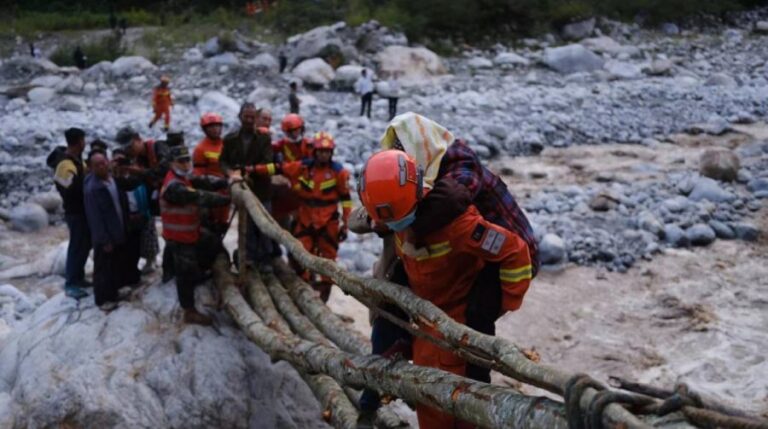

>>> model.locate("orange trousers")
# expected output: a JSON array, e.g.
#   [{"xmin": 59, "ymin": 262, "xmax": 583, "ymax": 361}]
[
  {"xmin": 413, "ymin": 328, "xmax": 475, "ymax": 429},
  {"xmin": 150, "ymin": 108, "xmax": 171, "ymax": 129},
  {"xmin": 294, "ymin": 220, "xmax": 339, "ymax": 302}
]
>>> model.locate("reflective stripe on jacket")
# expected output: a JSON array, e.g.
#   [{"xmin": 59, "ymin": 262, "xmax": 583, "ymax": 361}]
[{"xmin": 160, "ymin": 171, "xmax": 200, "ymax": 243}]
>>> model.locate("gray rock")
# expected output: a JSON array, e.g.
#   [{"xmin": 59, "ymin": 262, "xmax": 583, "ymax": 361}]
[
  {"xmin": 732, "ymin": 223, "xmax": 759, "ymax": 241},
  {"xmin": 736, "ymin": 170, "xmax": 752, "ymax": 184},
  {"xmin": 292, "ymin": 58, "xmax": 335, "ymax": 87},
  {"xmin": 685, "ymin": 223, "xmax": 716, "ymax": 246},
  {"xmin": 708, "ymin": 220, "xmax": 735, "ymax": 239},
  {"xmin": 30, "ymin": 75, "xmax": 64, "ymax": 88},
  {"xmin": 755, "ymin": 21, "xmax": 768, "ymax": 33},
  {"xmin": 755, "ymin": 191, "xmax": 768, "ymax": 199},
  {"xmin": 246, "ymin": 53, "xmax": 279, "ymax": 73},
  {"xmin": 581, "ymin": 37, "xmax": 640, "ymax": 57},
  {"xmin": 27, "ymin": 87, "xmax": 56, "ymax": 104},
  {"xmin": 699, "ymin": 149, "xmax": 740, "ymax": 182},
  {"xmin": 539, "ymin": 233, "xmax": 566, "ymax": 265},
  {"xmin": 704, "ymin": 73, "xmax": 737, "ymax": 87},
  {"xmin": 637, "ymin": 211, "xmax": 664, "ymax": 237},
  {"xmin": 661, "ymin": 23, "xmax": 680, "ymax": 35},
  {"xmin": 493, "ymin": 52, "xmax": 530, "ymax": 67},
  {"xmin": 747, "ymin": 178, "xmax": 768, "ymax": 193},
  {"xmin": 664, "ymin": 224, "xmax": 688, "ymax": 247},
  {"xmin": 202, "ymin": 37, "xmax": 221, "ymax": 56},
  {"xmin": 605, "ymin": 60, "xmax": 643, "ymax": 80},
  {"xmin": 467, "ymin": 57, "xmax": 493, "ymax": 69},
  {"xmin": 196, "ymin": 91, "xmax": 240, "ymax": 118},
  {"xmin": 332, "ymin": 65, "xmax": 374, "ymax": 90},
  {"xmin": 375, "ymin": 46, "xmax": 446, "ymax": 83},
  {"xmin": 689, "ymin": 177, "xmax": 735, "ymax": 203},
  {"xmin": 61, "ymin": 96, "xmax": 86, "ymax": 112},
  {"xmin": 561, "ymin": 18, "xmax": 596, "ymax": 40},
  {"xmin": 283, "ymin": 22, "xmax": 350, "ymax": 67},
  {"xmin": 9, "ymin": 203, "xmax": 48, "ymax": 232},
  {"xmin": 110, "ymin": 56, "xmax": 156, "ymax": 78},
  {"xmin": 589, "ymin": 193, "xmax": 619, "ymax": 211},
  {"xmin": 645, "ymin": 58, "xmax": 673, "ymax": 76},
  {"xmin": 183, "ymin": 47, "xmax": 204, "ymax": 62},
  {"xmin": 30, "ymin": 192, "xmax": 62, "ymax": 214},
  {"xmin": 542, "ymin": 44, "xmax": 604, "ymax": 74},
  {"xmin": 662, "ymin": 196, "xmax": 691, "ymax": 213},
  {"xmin": 207, "ymin": 52, "xmax": 240, "ymax": 67}
]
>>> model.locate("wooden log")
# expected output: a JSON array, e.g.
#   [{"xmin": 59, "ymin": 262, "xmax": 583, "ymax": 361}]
[
  {"xmin": 232, "ymin": 185, "xmax": 650, "ymax": 429},
  {"xmin": 214, "ymin": 255, "xmax": 569, "ymax": 429},
  {"xmin": 274, "ymin": 259, "xmax": 371, "ymax": 355}
]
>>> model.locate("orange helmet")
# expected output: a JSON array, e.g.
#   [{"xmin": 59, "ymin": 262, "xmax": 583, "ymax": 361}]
[
  {"xmin": 358, "ymin": 150, "xmax": 423, "ymax": 226},
  {"xmin": 281, "ymin": 113, "xmax": 304, "ymax": 132},
  {"xmin": 312, "ymin": 132, "xmax": 335, "ymax": 150},
  {"xmin": 160, "ymin": 75, "xmax": 171, "ymax": 83},
  {"xmin": 200, "ymin": 112, "xmax": 223, "ymax": 128}
]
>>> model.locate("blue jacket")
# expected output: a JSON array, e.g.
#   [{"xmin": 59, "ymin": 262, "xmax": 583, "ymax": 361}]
[{"xmin": 84, "ymin": 173, "xmax": 128, "ymax": 247}]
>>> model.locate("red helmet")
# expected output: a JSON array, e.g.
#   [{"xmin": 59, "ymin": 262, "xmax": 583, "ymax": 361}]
[
  {"xmin": 358, "ymin": 150, "xmax": 423, "ymax": 224},
  {"xmin": 312, "ymin": 132, "xmax": 335, "ymax": 150},
  {"xmin": 200, "ymin": 112, "xmax": 223, "ymax": 128},
  {"xmin": 281, "ymin": 113, "xmax": 304, "ymax": 132}
]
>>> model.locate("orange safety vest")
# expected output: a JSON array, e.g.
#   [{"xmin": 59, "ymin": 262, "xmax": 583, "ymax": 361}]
[
  {"xmin": 273, "ymin": 137, "xmax": 313, "ymax": 163},
  {"xmin": 192, "ymin": 137, "xmax": 224, "ymax": 177},
  {"xmin": 282, "ymin": 159, "xmax": 352, "ymax": 230},
  {"xmin": 160, "ymin": 171, "xmax": 200, "ymax": 244}
]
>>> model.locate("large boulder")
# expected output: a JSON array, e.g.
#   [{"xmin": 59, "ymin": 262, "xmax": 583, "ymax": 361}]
[
  {"xmin": 29, "ymin": 75, "xmax": 64, "ymax": 88},
  {"xmin": 467, "ymin": 57, "xmax": 493, "ymax": 69},
  {"xmin": 30, "ymin": 192, "xmax": 62, "ymax": 214},
  {"xmin": 699, "ymin": 149, "xmax": 740, "ymax": 182},
  {"xmin": 332, "ymin": 65, "xmax": 374, "ymax": 90},
  {"xmin": 110, "ymin": 56, "xmax": 157, "ymax": 78},
  {"xmin": 605, "ymin": 60, "xmax": 642, "ymax": 80},
  {"xmin": 27, "ymin": 87, "xmax": 56, "ymax": 104},
  {"xmin": 196, "ymin": 91, "xmax": 240, "ymax": 119},
  {"xmin": 183, "ymin": 47, "xmax": 204, "ymax": 62},
  {"xmin": 283, "ymin": 22, "xmax": 355, "ymax": 68},
  {"xmin": 561, "ymin": 17, "xmax": 596, "ymax": 40},
  {"xmin": 685, "ymin": 224, "xmax": 716, "ymax": 246},
  {"xmin": 353, "ymin": 20, "xmax": 408, "ymax": 54},
  {"xmin": 542, "ymin": 44, "xmax": 604, "ymax": 74},
  {"xmin": 207, "ymin": 52, "xmax": 240, "ymax": 67},
  {"xmin": 375, "ymin": 46, "xmax": 447, "ymax": 84},
  {"xmin": 0, "ymin": 283, "xmax": 326, "ymax": 428},
  {"xmin": 8, "ymin": 203, "xmax": 48, "ymax": 233},
  {"xmin": 755, "ymin": 21, "xmax": 768, "ymax": 33},
  {"xmin": 0, "ymin": 58, "xmax": 59, "ymax": 81},
  {"xmin": 246, "ymin": 53, "xmax": 279, "ymax": 73},
  {"xmin": 292, "ymin": 58, "xmax": 335, "ymax": 87},
  {"xmin": 202, "ymin": 36, "xmax": 221, "ymax": 57},
  {"xmin": 644, "ymin": 58, "xmax": 674, "ymax": 76}
]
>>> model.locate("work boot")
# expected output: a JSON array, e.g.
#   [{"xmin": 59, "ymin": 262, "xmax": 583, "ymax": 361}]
[
  {"xmin": 64, "ymin": 285, "xmax": 89, "ymax": 300},
  {"xmin": 183, "ymin": 308, "xmax": 213, "ymax": 326}
]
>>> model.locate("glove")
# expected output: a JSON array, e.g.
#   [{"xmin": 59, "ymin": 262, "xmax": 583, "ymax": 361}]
[
  {"xmin": 338, "ymin": 225, "xmax": 348, "ymax": 242},
  {"xmin": 244, "ymin": 163, "xmax": 278, "ymax": 176}
]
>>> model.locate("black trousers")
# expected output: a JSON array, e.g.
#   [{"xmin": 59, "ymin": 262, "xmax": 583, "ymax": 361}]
[
  {"xmin": 360, "ymin": 92, "xmax": 373, "ymax": 118},
  {"xmin": 93, "ymin": 244, "xmax": 124, "ymax": 306},
  {"xmin": 124, "ymin": 221, "xmax": 142, "ymax": 286},
  {"xmin": 167, "ymin": 231, "xmax": 226, "ymax": 309},
  {"xmin": 388, "ymin": 97, "xmax": 398, "ymax": 120}
]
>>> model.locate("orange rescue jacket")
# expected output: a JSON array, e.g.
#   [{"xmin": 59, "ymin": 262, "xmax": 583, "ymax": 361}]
[
  {"xmin": 152, "ymin": 86, "xmax": 173, "ymax": 111},
  {"xmin": 273, "ymin": 137, "xmax": 313, "ymax": 163},
  {"xmin": 192, "ymin": 137, "xmax": 225, "ymax": 177},
  {"xmin": 281, "ymin": 159, "xmax": 352, "ymax": 230}
]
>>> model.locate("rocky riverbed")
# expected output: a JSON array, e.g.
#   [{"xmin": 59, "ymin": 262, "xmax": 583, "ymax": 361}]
[{"xmin": 1, "ymin": 9, "xmax": 767, "ymax": 427}]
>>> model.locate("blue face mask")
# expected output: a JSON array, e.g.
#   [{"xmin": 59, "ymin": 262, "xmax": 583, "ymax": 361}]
[{"xmin": 386, "ymin": 211, "xmax": 416, "ymax": 232}]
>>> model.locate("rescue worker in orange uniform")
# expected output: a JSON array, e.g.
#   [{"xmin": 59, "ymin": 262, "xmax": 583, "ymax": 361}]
[
  {"xmin": 192, "ymin": 112, "xmax": 230, "ymax": 235},
  {"xmin": 358, "ymin": 150, "xmax": 533, "ymax": 429},
  {"xmin": 149, "ymin": 75, "xmax": 173, "ymax": 131},
  {"xmin": 248, "ymin": 132, "xmax": 352, "ymax": 302},
  {"xmin": 271, "ymin": 113, "xmax": 314, "ymax": 228}
]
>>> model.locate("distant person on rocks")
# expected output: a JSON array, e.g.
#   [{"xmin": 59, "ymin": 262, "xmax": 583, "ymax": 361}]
[
  {"xmin": 73, "ymin": 46, "xmax": 87, "ymax": 69},
  {"xmin": 54, "ymin": 128, "xmax": 91, "ymax": 300},
  {"xmin": 149, "ymin": 76, "xmax": 173, "ymax": 132},
  {"xmin": 28, "ymin": 42, "xmax": 34, "ymax": 57},
  {"xmin": 220, "ymin": 102, "xmax": 275, "ymax": 272},
  {"xmin": 289, "ymin": 81, "xmax": 301, "ymax": 114},
  {"xmin": 385, "ymin": 71, "xmax": 401, "ymax": 121},
  {"xmin": 119, "ymin": 17, "xmax": 127, "ymax": 35},
  {"xmin": 278, "ymin": 50, "xmax": 287, "ymax": 73},
  {"xmin": 161, "ymin": 146, "xmax": 230, "ymax": 325},
  {"xmin": 84, "ymin": 152, "xmax": 129, "ymax": 311},
  {"xmin": 354, "ymin": 69, "xmax": 374, "ymax": 119}
]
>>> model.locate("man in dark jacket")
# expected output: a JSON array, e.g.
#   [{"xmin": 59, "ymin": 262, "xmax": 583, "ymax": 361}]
[
  {"xmin": 161, "ymin": 146, "xmax": 230, "ymax": 325},
  {"xmin": 220, "ymin": 102, "xmax": 275, "ymax": 272},
  {"xmin": 84, "ymin": 152, "xmax": 129, "ymax": 311},
  {"xmin": 54, "ymin": 128, "xmax": 91, "ymax": 300}
]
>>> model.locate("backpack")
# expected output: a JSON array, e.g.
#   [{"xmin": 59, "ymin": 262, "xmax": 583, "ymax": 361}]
[{"xmin": 46, "ymin": 146, "xmax": 67, "ymax": 170}]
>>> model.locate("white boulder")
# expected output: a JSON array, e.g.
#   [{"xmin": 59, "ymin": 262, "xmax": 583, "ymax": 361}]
[
  {"xmin": 27, "ymin": 87, "xmax": 56, "ymax": 104},
  {"xmin": 332, "ymin": 65, "xmax": 374, "ymax": 90},
  {"xmin": 247, "ymin": 86, "xmax": 281, "ymax": 105},
  {"xmin": 30, "ymin": 75, "xmax": 63, "ymax": 88},
  {"xmin": 375, "ymin": 46, "xmax": 447, "ymax": 84},
  {"xmin": 542, "ymin": 44, "xmax": 604, "ymax": 74},
  {"xmin": 207, "ymin": 52, "xmax": 240, "ymax": 67},
  {"xmin": 493, "ymin": 52, "xmax": 530, "ymax": 67},
  {"xmin": 561, "ymin": 18, "xmax": 596, "ymax": 40},
  {"xmin": 9, "ymin": 203, "xmax": 48, "ymax": 232},
  {"xmin": 704, "ymin": 73, "xmax": 737, "ymax": 87},
  {"xmin": 246, "ymin": 53, "xmax": 279, "ymax": 73},
  {"xmin": 183, "ymin": 47, "xmax": 204, "ymax": 62},
  {"xmin": 30, "ymin": 192, "xmax": 62, "ymax": 213},
  {"xmin": 467, "ymin": 57, "xmax": 493, "ymax": 69},
  {"xmin": 292, "ymin": 58, "xmax": 335, "ymax": 87},
  {"xmin": 0, "ymin": 284, "xmax": 326, "ymax": 428},
  {"xmin": 60, "ymin": 96, "xmax": 87, "ymax": 112},
  {"xmin": 196, "ymin": 91, "xmax": 240, "ymax": 119},
  {"xmin": 605, "ymin": 60, "xmax": 643, "ymax": 80},
  {"xmin": 581, "ymin": 36, "xmax": 640, "ymax": 57},
  {"xmin": 755, "ymin": 21, "xmax": 768, "ymax": 33},
  {"xmin": 110, "ymin": 56, "xmax": 157, "ymax": 78}
]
